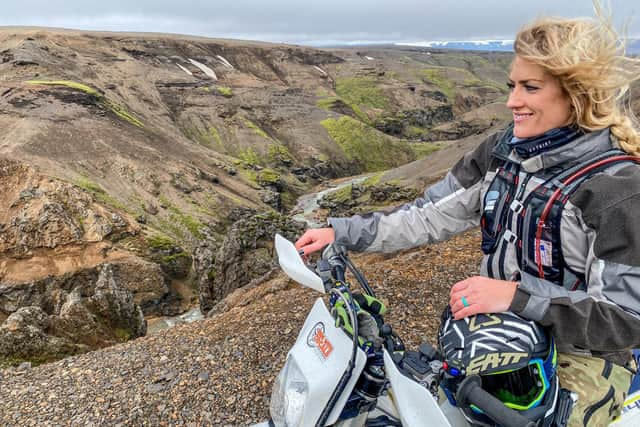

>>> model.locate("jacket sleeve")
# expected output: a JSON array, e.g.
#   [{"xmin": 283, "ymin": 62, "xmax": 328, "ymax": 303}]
[
  {"xmin": 509, "ymin": 164, "xmax": 640, "ymax": 359},
  {"xmin": 328, "ymin": 131, "xmax": 502, "ymax": 253}
]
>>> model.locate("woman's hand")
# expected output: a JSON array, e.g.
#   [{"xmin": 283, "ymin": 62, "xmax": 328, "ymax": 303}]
[
  {"xmin": 449, "ymin": 276, "xmax": 518, "ymax": 320},
  {"xmin": 294, "ymin": 227, "xmax": 335, "ymax": 256}
]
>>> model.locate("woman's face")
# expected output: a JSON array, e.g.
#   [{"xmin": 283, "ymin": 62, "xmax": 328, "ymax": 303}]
[{"xmin": 507, "ymin": 56, "xmax": 573, "ymax": 138}]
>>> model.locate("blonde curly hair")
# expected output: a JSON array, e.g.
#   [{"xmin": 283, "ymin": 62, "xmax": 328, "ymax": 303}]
[{"xmin": 514, "ymin": 2, "xmax": 640, "ymax": 155}]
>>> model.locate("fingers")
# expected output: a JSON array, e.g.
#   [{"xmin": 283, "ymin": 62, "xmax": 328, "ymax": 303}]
[
  {"xmin": 294, "ymin": 228, "xmax": 335, "ymax": 256},
  {"xmin": 449, "ymin": 277, "xmax": 518, "ymax": 319},
  {"xmin": 300, "ymin": 240, "xmax": 326, "ymax": 256},
  {"xmin": 453, "ymin": 305, "xmax": 481, "ymax": 320},
  {"xmin": 294, "ymin": 231, "xmax": 314, "ymax": 250},
  {"xmin": 450, "ymin": 278, "xmax": 470, "ymax": 293}
]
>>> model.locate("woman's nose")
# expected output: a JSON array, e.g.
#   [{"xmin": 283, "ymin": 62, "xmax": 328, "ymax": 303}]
[{"xmin": 506, "ymin": 88, "xmax": 524, "ymax": 109}]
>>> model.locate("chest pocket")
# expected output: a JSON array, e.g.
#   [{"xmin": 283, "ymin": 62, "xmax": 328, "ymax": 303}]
[
  {"xmin": 480, "ymin": 164, "xmax": 519, "ymax": 255},
  {"xmin": 518, "ymin": 186, "xmax": 567, "ymax": 286}
]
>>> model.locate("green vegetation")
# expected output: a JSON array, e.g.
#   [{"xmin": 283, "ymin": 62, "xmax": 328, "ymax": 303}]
[
  {"xmin": 146, "ymin": 234, "xmax": 177, "ymax": 251},
  {"xmin": 75, "ymin": 176, "xmax": 106, "ymax": 194},
  {"xmin": 114, "ymin": 328, "xmax": 132, "ymax": 342},
  {"xmin": 321, "ymin": 116, "xmax": 415, "ymax": 172},
  {"xmin": 316, "ymin": 96, "xmax": 340, "ymax": 111},
  {"xmin": 209, "ymin": 126, "xmax": 224, "ymax": 148},
  {"xmin": 217, "ymin": 86, "xmax": 233, "ymax": 97},
  {"xmin": 316, "ymin": 96, "xmax": 367, "ymax": 123},
  {"xmin": 326, "ymin": 184, "xmax": 353, "ymax": 204},
  {"xmin": 183, "ymin": 122, "xmax": 225, "ymax": 149},
  {"xmin": 162, "ymin": 252, "xmax": 191, "ymax": 263},
  {"xmin": 75, "ymin": 177, "xmax": 127, "ymax": 211},
  {"xmin": 26, "ymin": 80, "xmax": 144, "ymax": 128},
  {"xmin": 404, "ymin": 125, "xmax": 428, "ymax": 140},
  {"xmin": 316, "ymin": 77, "xmax": 391, "ymax": 123},
  {"xmin": 257, "ymin": 168, "xmax": 281, "ymax": 186},
  {"xmin": 239, "ymin": 147, "xmax": 262, "ymax": 167},
  {"xmin": 244, "ymin": 119, "xmax": 273, "ymax": 141},
  {"xmin": 362, "ymin": 172, "xmax": 383, "ymax": 187},
  {"xmin": 419, "ymin": 69, "xmax": 455, "ymax": 101},
  {"xmin": 268, "ymin": 143, "xmax": 294, "ymax": 165},
  {"xmin": 158, "ymin": 196, "xmax": 204, "ymax": 239},
  {"xmin": 0, "ymin": 352, "xmax": 74, "ymax": 369},
  {"xmin": 28, "ymin": 80, "xmax": 101, "ymax": 96},
  {"xmin": 411, "ymin": 142, "xmax": 442, "ymax": 159},
  {"xmin": 335, "ymin": 77, "xmax": 389, "ymax": 110}
]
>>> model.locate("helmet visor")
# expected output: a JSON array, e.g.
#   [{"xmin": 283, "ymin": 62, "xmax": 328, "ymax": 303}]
[{"xmin": 480, "ymin": 358, "xmax": 549, "ymax": 411}]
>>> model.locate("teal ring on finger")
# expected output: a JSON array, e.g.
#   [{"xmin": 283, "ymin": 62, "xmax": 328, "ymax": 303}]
[{"xmin": 461, "ymin": 296, "xmax": 469, "ymax": 308}]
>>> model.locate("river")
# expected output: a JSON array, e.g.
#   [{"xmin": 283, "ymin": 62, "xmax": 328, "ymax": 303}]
[{"xmin": 146, "ymin": 174, "xmax": 370, "ymax": 334}]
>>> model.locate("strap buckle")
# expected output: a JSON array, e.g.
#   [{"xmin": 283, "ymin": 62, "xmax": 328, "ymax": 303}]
[
  {"xmin": 503, "ymin": 229, "xmax": 518, "ymax": 244},
  {"xmin": 509, "ymin": 200, "xmax": 524, "ymax": 214}
]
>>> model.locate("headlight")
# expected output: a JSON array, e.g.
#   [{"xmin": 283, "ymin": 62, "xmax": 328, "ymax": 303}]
[{"xmin": 270, "ymin": 357, "xmax": 308, "ymax": 427}]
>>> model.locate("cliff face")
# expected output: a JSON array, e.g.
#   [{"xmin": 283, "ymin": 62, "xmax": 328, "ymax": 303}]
[
  {"xmin": 0, "ymin": 158, "xmax": 152, "ymax": 365},
  {"xmin": 0, "ymin": 28, "xmax": 515, "ymax": 366}
]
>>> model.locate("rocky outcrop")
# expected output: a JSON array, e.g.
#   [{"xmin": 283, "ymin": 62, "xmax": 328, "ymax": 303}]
[
  {"xmin": 197, "ymin": 211, "xmax": 304, "ymax": 313},
  {"xmin": 319, "ymin": 182, "xmax": 421, "ymax": 217},
  {"xmin": 0, "ymin": 159, "xmax": 175, "ymax": 366},
  {"xmin": 0, "ymin": 262, "xmax": 146, "ymax": 366},
  {"xmin": 426, "ymin": 116, "xmax": 503, "ymax": 142},
  {"xmin": 373, "ymin": 106, "xmax": 454, "ymax": 138}
]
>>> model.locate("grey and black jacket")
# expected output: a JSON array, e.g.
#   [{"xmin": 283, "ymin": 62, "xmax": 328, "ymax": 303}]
[{"xmin": 328, "ymin": 127, "xmax": 640, "ymax": 366}]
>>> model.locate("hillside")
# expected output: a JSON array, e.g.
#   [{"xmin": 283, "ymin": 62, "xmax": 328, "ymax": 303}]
[
  {"xmin": 2, "ymin": 27, "xmax": 640, "ymax": 426},
  {"xmin": 0, "ymin": 27, "xmax": 514, "ymax": 367}
]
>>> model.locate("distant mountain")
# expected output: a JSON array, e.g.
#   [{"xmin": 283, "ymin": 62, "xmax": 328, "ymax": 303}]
[
  {"xmin": 397, "ymin": 38, "xmax": 640, "ymax": 55},
  {"xmin": 398, "ymin": 40, "xmax": 514, "ymax": 52}
]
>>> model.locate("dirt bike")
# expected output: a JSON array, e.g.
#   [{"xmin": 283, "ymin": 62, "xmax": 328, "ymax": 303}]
[{"xmin": 252, "ymin": 234, "xmax": 640, "ymax": 427}]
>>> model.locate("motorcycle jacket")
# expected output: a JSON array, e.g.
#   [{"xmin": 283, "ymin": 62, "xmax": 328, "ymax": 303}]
[{"xmin": 328, "ymin": 126, "xmax": 640, "ymax": 366}]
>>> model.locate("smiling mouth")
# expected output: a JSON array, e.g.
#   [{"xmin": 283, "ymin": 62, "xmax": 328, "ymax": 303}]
[{"xmin": 513, "ymin": 112, "xmax": 533, "ymax": 122}]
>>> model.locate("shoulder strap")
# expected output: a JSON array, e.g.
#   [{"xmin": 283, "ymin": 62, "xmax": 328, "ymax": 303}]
[{"xmin": 533, "ymin": 151, "xmax": 640, "ymax": 278}]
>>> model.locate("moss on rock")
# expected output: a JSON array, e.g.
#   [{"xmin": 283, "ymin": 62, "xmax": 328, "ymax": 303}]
[
  {"xmin": 217, "ymin": 86, "xmax": 233, "ymax": 97},
  {"xmin": 27, "ymin": 80, "xmax": 144, "ymax": 128},
  {"xmin": 267, "ymin": 143, "xmax": 293, "ymax": 166},
  {"xmin": 418, "ymin": 69, "xmax": 455, "ymax": 101},
  {"xmin": 335, "ymin": 77, "xmax": 389, "ymax": 110},
  {"xmin": 320, "ymin": 116, "xmax": 415, "ymax": 172},
  {"xmin": 243, "ymin": 119, "xmax": 272, "ymax": 141}
]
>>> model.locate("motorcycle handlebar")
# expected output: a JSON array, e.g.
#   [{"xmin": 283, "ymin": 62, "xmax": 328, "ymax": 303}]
[{"xmin": 456, "ymin": 376, "xmax": 536, "ymax": 427}]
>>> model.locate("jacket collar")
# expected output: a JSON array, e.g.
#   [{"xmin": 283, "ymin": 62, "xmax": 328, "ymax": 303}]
[{"xmin": 494, "ymin": 127, "xmax": 616, "ymax": 173}]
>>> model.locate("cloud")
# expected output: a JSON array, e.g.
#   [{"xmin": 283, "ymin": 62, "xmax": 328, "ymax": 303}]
[{"xmin": 0, "ymin": 0, "xmax": 637, "ymax": 44}]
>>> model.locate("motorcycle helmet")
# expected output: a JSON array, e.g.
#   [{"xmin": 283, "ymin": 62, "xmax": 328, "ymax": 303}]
[{"xmin": 438, "ymin": 308, "xmax": 558, "ymax": 427}]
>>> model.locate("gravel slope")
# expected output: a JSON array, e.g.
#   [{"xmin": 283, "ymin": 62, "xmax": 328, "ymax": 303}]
[{"xmin": 0, "ymin": 230, "xmax": 481, "ymax": 426}]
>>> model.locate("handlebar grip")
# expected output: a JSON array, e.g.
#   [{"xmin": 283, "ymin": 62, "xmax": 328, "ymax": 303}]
[{"xmin": 456, "ymin": 376, "xmax": 536, "ymax": 427}]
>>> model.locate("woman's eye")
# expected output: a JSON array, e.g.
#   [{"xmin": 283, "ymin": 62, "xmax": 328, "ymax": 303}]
[
  {"xmin": 506, "ymin": 82, "xmax": 515, "ymax": 90},
  {"xmin": 524, "ymin": 85, "xmax": 539, "ymax": 92}
]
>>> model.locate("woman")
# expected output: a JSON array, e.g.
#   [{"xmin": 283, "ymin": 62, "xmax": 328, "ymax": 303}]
[{"xmin": 295, "ymin": 7, "xmax": 640, "ymax": 427}]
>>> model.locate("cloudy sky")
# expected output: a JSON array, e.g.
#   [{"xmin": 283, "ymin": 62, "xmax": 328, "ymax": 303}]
[{"xmin": 1, "ymin": 0, "xmax": 638, "ymax": 46}]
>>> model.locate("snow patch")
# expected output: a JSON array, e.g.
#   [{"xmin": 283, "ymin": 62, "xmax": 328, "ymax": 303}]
[
  {"xmin": 176, "ymin": 63, "xmax": 193, "ymax": 76},
  {"xmin": 396, "ymin": 39, "xmax": 514, "ymax": 52},
  {"xmin": 188, "ymin": 59, "xmax": 218, "ymax": 80},
  {"xmin": 365, "ymin": 56, "xmax": 375, "ymax": 61},
  {"xmin": 216, "ymin": 55, "xmax": 234, "ymax": 69},
  {"xmin": 313, "ymin": 65, "xmax": 327, "ymax": 76}
]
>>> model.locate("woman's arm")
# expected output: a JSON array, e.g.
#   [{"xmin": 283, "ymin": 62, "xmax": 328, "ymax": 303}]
[{"xmin": 327, "ymin": 131, "xmax": 504, "ymax": 253}]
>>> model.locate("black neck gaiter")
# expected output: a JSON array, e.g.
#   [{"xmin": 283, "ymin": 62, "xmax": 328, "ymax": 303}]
[{"xmin": 508, "ymin": 125, "xmax": 582, "ymax": 158}]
